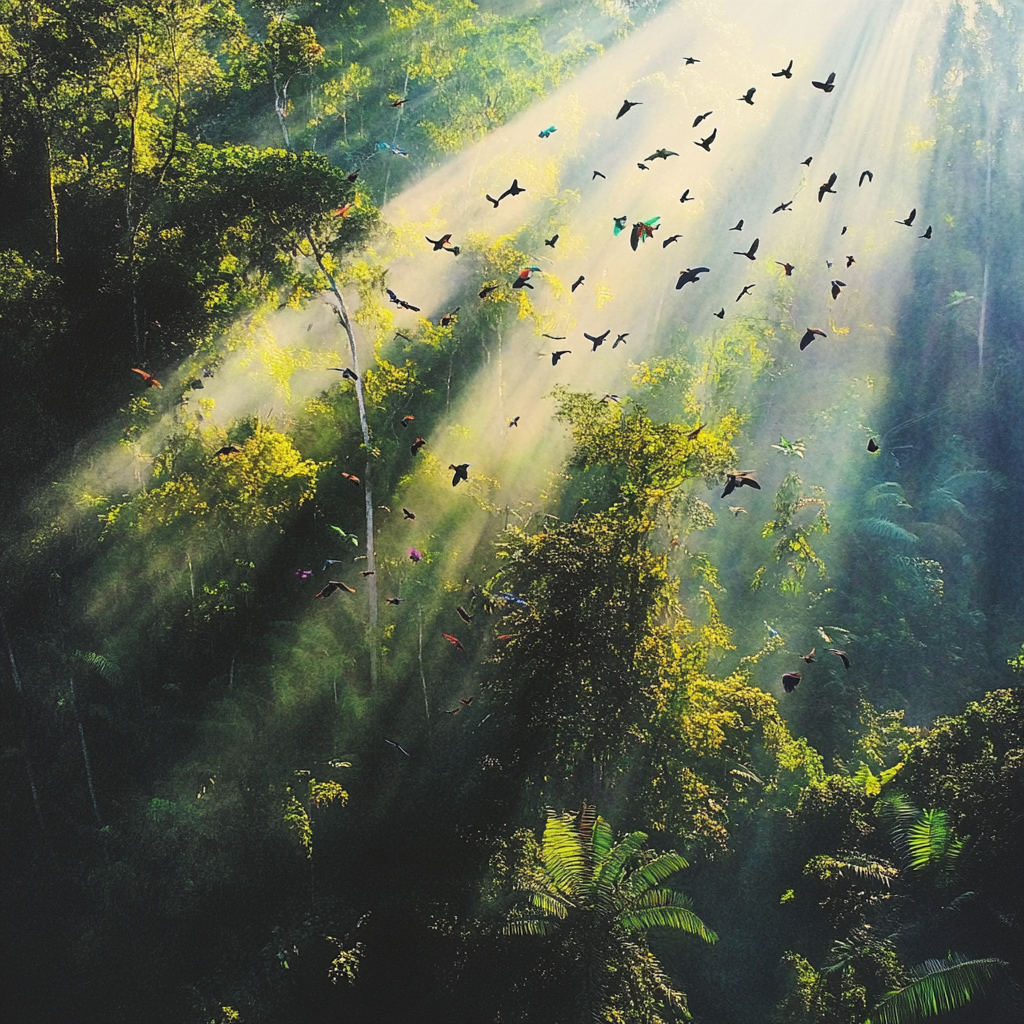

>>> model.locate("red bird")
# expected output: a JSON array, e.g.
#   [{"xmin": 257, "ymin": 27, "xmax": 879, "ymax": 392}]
[
  {"xmin": 332, "ymin": 204, "xmax": 354, "ymax": 218},
  {"xmin": 340, "ymin": 472, "xmax": 361, "ymax": 486},
  {"xmin": 411, "ymin": 437, "xmax": 426, "ymax": 456},
  {"xmin": 442, "ymin": 632, "xmax": 465, "ymax": 651},
  {"xmin": 131, "ymin": 368, "xmax": 162, "ymax": 389}
]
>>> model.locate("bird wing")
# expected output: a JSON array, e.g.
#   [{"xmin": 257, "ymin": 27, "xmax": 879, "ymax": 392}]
[{"xmin": 629, "ymin": 224, "xmax": 641, "ymax": 251}]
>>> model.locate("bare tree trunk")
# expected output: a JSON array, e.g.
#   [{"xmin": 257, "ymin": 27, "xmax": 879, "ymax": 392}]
[
  {"xmin": 978, "ymin": 141, "xmax": 993, "ymax": 371},
  {"xmin": 69, "ymin": 678, "xmax": 102, "ymax": 826},
  {"xmin": 977, "ymin": 261, "xmax": 988, "ymax": 371},
  {"xmin": 418, "ymin": 608, "xmax": 429, "ymax": 718},
  {"xmin": 2, "ymin": 615, "xmax": 45, "ymax": 830}
]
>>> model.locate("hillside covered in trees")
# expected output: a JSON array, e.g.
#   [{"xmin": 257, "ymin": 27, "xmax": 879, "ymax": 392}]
[{"xmin": 1, "ymin": 0, "xmax": 1022, "ymax": 1021}]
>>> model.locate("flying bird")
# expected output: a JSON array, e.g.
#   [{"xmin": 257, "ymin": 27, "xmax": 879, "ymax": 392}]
[
  {"xmin": 327, "ymin": 366, "xmax": 359, "ymax": 381},
  {"xmin": 479, "ymin": 284, "xmax": 500, "ymax": 299},
  {"xmin": 830, "ymin": 279, "xmax": 846, "ymax": 300},
  {"xmin": 538, "ymin": 126, "xmax": 557, "ymax": 138},
  {"xmin": 315, "ymin": 580, "xmax": 355, "ymax": 598},
  {"xmin": 721, "ymin": 472, "xmax": 760, "ymax": 497},
  {"xmin": 131, "ymin": 368, "xmax": 162, "ymax": 388},
  {"xmin": 340, "ymin": 472, "xmax": 361, "ymax": 486},
  {"xmin": 686, "ymin": 424, "xmax": 705, "ymax": 440},
  {"xmin": 458, "ymin": 697, "xmax": 473, "ymax": 707},
  {"xmin": 818, "ymin": 173, "xmax": 837, "ymax": 202},
  {"xmin": 637, "ymin": 163, "xmax": 649, "ymax": 171},
  {"xmin": 662, "ymin": 234, "xmax": 682, "ymax": 247},
  {"xmin": 509, "ymin": 416, "xmax": 520, "ymax": 427},
  {"xmin": 386, "ymin": 288, "xmax": 420, "ymax": 311},
  {"xmin": 630, "ymin": 218, "xmax": 660, "ymax": 250},
  {"xmin": 772, "ymin": 59, "xmax": 793, "ymax": 78},
  {"xmin": 512, "ymin": 267, "xmax": 539, "ymax": 289},
  {"xmin": 736, "ymin": 283, "xmax": 756, "ymax": 301},
  {"xmin": 359, "ymin": 570, "xmax": 375, "ymax": 577},
  {"xmin": 386, "ymin": 597, "xmax": 403, "ymax": 605},
  {"xmin": 859, "ymin": 169, "xmax": 873, "ymax": 186},
  {"xmin": 695, "ymin": 128, "xmax": 717, "ymax": 151},
  {"xmin": 384, "ymin": 738, "xmax": 411, "ymax": 756},
  {"xmin": 613, "ymin": 215, "xmax": 628, "ymax": 235},
  {"xmin": 439, "ymin": 307, "xmax": 460, "ymax": 326},
  {"xmin": 729, "ymin": 506, "xmax": 748, "ymax": 516},
  {"xmin": 613, "ymin": 333, "xmax": 629, "ymax": 349},
  {"xmin": 828, "ymin": 649, "xmax": 851, "ymax": 669},
  {"xmin": 734, "ymin": 237, "xmax": 759, "ymax": 260},
  {"xmin": 616, "ymin": 99, "xmax": 642, "ymax": 118},
  {"xmin": 896, "ymin": 208, "xmax": 917, "ymax": 226},
  {"xmin": 425, "ymin": 233, "xmax": 453, "ymax": 250},
  {"xmin": 408, "ymin": 547, "xmax": 423, "ymax": 562},
  {"xmin": 544, "ymin": 234, "xmax": 559, "ymax": 247},
  {"xmin": 773, "ymin": 200, "xmax": 793, "ymax": 213},
  {"xmin": 586, "ymin": 329, "xmax": 610, "ymax": 351},
  {"xmin": 811, "ymin": 71, "xmax": 836, "ymax": 92},
  {"xmin": 846, "ymin": 255, "xmax": 857, "ymax": 268},
  {"xmin": 782, "ymin": 671, "xmax": 802, "ymax": 693},
  {"xmin": 486, "ymin": 179, "xmax": 525, "ymax": 207},
  {"xmin": 215, "ymin": 445, "xmax": 241, "ymax": 457},
  {"xmin": 800, "ymin": 328, "xmax": 826, "ymax": 350},
  {"xmin": 322, "ymin": 558, "xmax": 344, "ymax": 572},
  {"xmin": 403, "ymin": 507, "xmax": 416, "ymax": 520},
  {"xmin": 714, "ymin": 308, "xmax": 725, "ymax": 319},
  {"xmin": 693, "ymin": 110, "xmax": 713, "ymax": 127},
  {"xmin": 444, "ymin": 707, "xmax": 461, "ymax": 715},
  {"xmin": 920, "ymin": 226, "xmax": 932, "ymax": 239},
  {"xmin": 645, "ymin": 148, "xmax": 679, "ymax": 160},
  {"xmin": 456, "ymin": 606, "xmax": 473, "ymax": 625},
  {"xmin": 442, "ymin": 632, "xmax": 466, "ymax": 651},
  {"xmin": 801, "ymin": 156, "xmax": 813, "ymax": 166},
  {"xmin": 729, "ymin": 219, "xmax": 744, "ymax": 230},
  {"xmin": 676, "ymin": 267, "xmax": 710, "ymax": 289},
  {"xmin": 683, "ymin": 56, "xmax": 700, "ymax": 64},
  {"xmin": 679, "ymin": 189, "xmax": 695, "ymax": 203},
  {"xmin": 449, "ymin": 463, "xmax": 470, "ymax": 486},
  {"xmin": 400, "ymin": 415, "xmax": 415, "ymax": 427},
  {"xmin": 801, "ymin": 647, "xmax": 816, "ymax": 663},
  {"xmin": 331, "ymin": 203, "xmax": 354, "ymax": 218},
  {"xmin": 841, "ymin": 225, "xmax": 848, "ymax": 235},
  {"xmin": 389, "ymin": 97, "xmax": 406, "ymax": 107},
  {"xmin": 542, "ymin": 334, "xmax": 566, "ymax": 340},
  {"xmin": 776, "ymin": 261, "xmax": 795, "ymax": 276},
  {"xmin": 571, "ymin": 275, "xmax": 585, "ymax": 292},
  {"xmin": 867, "ymin": 438, "xmax": 880, "ymax": 452},
  {"xmin": 592, "ymin": 170, "xmax": 606, "ymax": 180},
  {"xmin": 551, "ymin": 350, "xmax": 571, "ymax": 365},
  {"xmin": 411, "ymin": 437, "xmax": 426, "ymax": 455},
  {"xmin": 738, "ymin": 87, "xmax": 756, "ymax": 105}
]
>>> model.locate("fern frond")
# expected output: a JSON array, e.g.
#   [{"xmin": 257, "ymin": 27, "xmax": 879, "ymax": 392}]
[
  {"xmin": 595, "ymin": 831, "xmax": 648, "ymax": 889},
  {"xmin": 907, "ymin": 809, "xmax": 963, "ymax": 872},
  {"xmin": 626, "ymin": 852, "xmax": 690, "ymax": 896},
  {"xmin": 619, "ymin": 900, "xmax": 717, "ymax": 942},
  {"xmin": 75, "ymin": 650, "xmax": 122, "ymax": 682},
  {"xmin": 529, "ymin": 890, "xmax": 570, "ymax": 920},
  {"xmin": 858, "ymin": 517, "xmax": 919, "ymax": 545},
  {"xmin": 871, "ymin": 956, "xmax": 1006, "ymax": 1024},
  {"xmin": 541, "ymin": 813, "xmax": 586, "ymax": 893},
  {"xmin": 502, "ymin": 916, "xmax": 557, "ymax": 937},
  {"xmin": 832, "ymin": 851, "xmax": 899, "ymax": 887}
]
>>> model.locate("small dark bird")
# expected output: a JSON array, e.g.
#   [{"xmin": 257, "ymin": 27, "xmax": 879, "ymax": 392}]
[
  {"xmin": 662, "ymin": 234, "xmax": 682, "ymax": 247},
  {"xmin": 721, "ymin": 471, "xmax": 760, "ymax": 497},
  {"xmin": 811, "ymin": 71, "xmax": 836, "ymax": 92},
  {"xmin": 714, "ymin": 308, "xmax": 725, "ymax": 319},
  {"xmin": 637, "ymin": 162, "xmax": 649, "ymax": 171},
  {"xmin": 403, "ymin": 508, "xmax": 416, "ymax": 520},
  {"xmin": 360, "ymin": 570, "xmax": 375, "ymax": 577},
  {"xmin": 616, "ymin": 99, "xmax": 642, "ymax": 118},
  {"xmin": 736, "ymin": 283, "xmax": 756, "ymax": 301},
  {"xmin": 571, "ymin": 275, "xmax": 585, "ymax": 292},
  {"xmin": 586, "ymin": 330, "xmax": 610, "ymax": 351},
  {"xmin": 340, "ymin": 367, "xmax": 359, "ymax": 380},
  {"xmin": 544, "ymin": 234, "xmax": 559, "ymax": 247},
  {"xmin": 322, "ymin": 559, "xmax": 343, "ymax": 572},
  {"xmin": 686, "ymin": 424, "xmax": 705, "ymax": 440},
  {"xmin": 773, "ymin": 200, "xmax": 793, "ymax": 213},
  {"xmin": 400, "ymin": 415, "xmax": 415, "ymax": 427},
  {"xmin": 826, "ymin": 259, "xmax": 834, "ymax": 269},
  {"xmin": 384, "ymin": 738, "xmax": 410, "ymax": 756},
  {"xmin": 818, "ymin": 172, "xmax": 837, "ymax": 202},
  {"xmin": 600, "ymin": 394, "xmax": 619, "ymax": 403},
  {"xmin": 444, "ymin": 707, "xmax": 461, "ymax": 715},
  {"xmin": 456, "ymin": 606, "xmax": 473, "ymax": 625},
  {"xmin": 897, "ymin": 208, "xmax": 917, "ymax": 226},
  {"xmin": 486, "ymin": 179, "xmax": 525, "ymax": 207},
  {"xmin": 442, "ymin": 632, "xmax": 465, "ymax": 651},
  {"xmin": 478, "ymin": 284, "xmax": 500, "ymax": 298},
  {"xmin": 772, "ymin": 59, "xmax": 793, "ymax": 78},
  {"xmin": 830, "ymin": 279, "xmax": 846, "ymax": 300},
  {"xmin": 693, "ymin": 110, "xmax": 713, "ymax": 127},
  {"xmin": 801, "ymin": 156, "xmax": 813, "ymax": 166},
  {"xmin": 389, "ymin": 97, "xmax": 406, "ymax": 107},
  {"xmin": 683, "ymin": 56, "xmax": 700, "ymax": 64},
  {"xmin": 131, "ymin": 367, "xmax": 162, "ymax": 388},
  {"xmin": 509, "ymin": 416, "xmax": 520, "ymax": 427},
  {"xmin": 613, "ymin": 333, "xmax": 629, "ymax": 349},
  {"xmin": 841, "ymin": 225, "xmax": 848, "ymax": 235},
  {"xmin": 340, "ymin": 472, "xmax": 361, "ymax": 486},
  {"xmin": 867, "ymin": 438, "xmax": 880, "ymax": 452},
  {"xmin": 730, "ymin": 219, "xmax": 744, "ymax": 230},
  {"xmin": 316, "ymin": 580, "xmax": 355, "ymax": 598},
  {"xmin": 646, "ymin": 148, "xmax": 679, "ymax": 161},
  {"xmin": 782, "ymin": 671, "xmax": 802, "ymax": 693},
  {"xmin": 386, "ymin": 288, "xmax": 420, "ymax": 311},
  {"xmin": 189, "ymin": 378, "xmax": 204, "ymax": 389},
  {"xmin": 776, "ymin": 261, "xmax": 795, "ymax": 276},
  {"xmin": 551, "ymin": 350, "xmax": 571, "ymax": 365},
  {"xmin": 542, "ymin": 334, "xmax": 566, "ymax": 340},
  {"xmin": 439, "ymin": 307, "xmax": 460, "ymax": 327},
  {"xmin": 449, "ymin": 463, "xmax": 470, "ymax": 486},
  {"xmin": 695, "ymin": 128, "xmax": 717, "ymax": 151},
  {"xmin": 846, "ymin": 255, "xmax": 856, "ymax": 268},
  {"xmin": 458, "ymin": 697, "xmax": 473, "ymax": 707},
  {"xmin": 426, "ymin": 233, "xmax": 453, "ymax": 250},
  {"xmin": 395, "ymin": 332, "xmax": 412, "ymax": 342},
  {"xmin": 386, "ymin": 597, "xmax": 403, "ymax": 605},
  {"xmin": 738, "ymin": 87, "xmax": 756, "ymax": 104},
  {"xmin": 679, "ymin": 189, "xmax": 695, "ymax": 203},
  {"xmin": 800, "ymin": 328, "xmax": 826, "ymax": 350},
  {"xmin": 215, "ymin": 445, "xmax": 241, "ymax": 457},
  {"xmin": 859, "ymin": 169, "xmax": 873, "ymax": 186},
  {"xmin": 801, "ymin": 647, "xmax": 816, "ymax": 663},
  {"xmin": 592, "ymin": 170, "xmax": 606, "ymax": 180},
  {"xmin": 920, "ymin": 226, "xmax": 932, "ymax": 239},
  {"xmin": 734, "ymin": 237, "xmax": 759, "ymax": 260},
  {"xmin": 676, "ymin": 267, "xmax": 710, "ymax": 289},
  {"xmin": 411, "ymin": 437, "xmax": 426, "ymax": 455},
  {"xmin": 829, "ymin": 649, "xmax": 851, "ymax": 669}
]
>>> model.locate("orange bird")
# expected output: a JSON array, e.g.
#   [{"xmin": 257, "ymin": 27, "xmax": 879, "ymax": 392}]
[
  {"xmin": 340, "ymin": 472, "xmax": 361, "ymax": 486},
  {"xmin": 442, "ymin": 632, "xmax": 465, "ymax": 651},
  {"xmin": 332, "ymin": 204, "xmax": 354, "ymax": 217},
  {"xmin": 131, "ymin": 368, "xmax": 162, "ymax": 388},
  {"xmin": 315, "ymin": 581, "xmax": 355, "ymax": 598}
]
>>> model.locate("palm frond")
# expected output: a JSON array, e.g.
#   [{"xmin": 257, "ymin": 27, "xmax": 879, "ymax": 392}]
[
  {"xmin": 865, "ymin": 482, "xmax": 906, "ymax": 507},
  {"xmin": 626, "ymin": 852, "xmax": 690, "ymax": 896},
  {"xmin": 502, "ymin": 916, "xmax": 558, "ymax": 937},
  {"xmin": 75, "ymin": 649, "xmax": 122, "ymax": 682},
  {"xmin": 858, "ymin": 517, "xmax": 919, "ymax": 545},
  {"xmin": 940, "ymin": 469, "xmax": 1006, "ymax": 497},
  {"xmin": 907, "ymin": 809, "xmax": 963, "ymax": 872},
  {"xmin": 619, "ymin": 903, "xmax": 717, "ymax": 942},
  {"xmin": 541, "ymin": 813, "xmax": 587, "ymax": 893},
  {"xmin": 529, "ymin": 890, "xmax": 570, "ymax": 919},
  {"xmin": 831, "ymin": 851, "xmax": 899, "ymax": 887},
  {"xmin": 578, "ymin": 803, "xmax": 597, "ymax": 866},
  {"xmin": 591, "ymin": 815, "xmax": 614, "ymax": 865},
  {"xmin": 596, "ymin": 830, "xmax": 648, "ymax": 889},
  {"xmin": 871, "ymin": 956, "xmax": 1006, "ymax": 1024}
]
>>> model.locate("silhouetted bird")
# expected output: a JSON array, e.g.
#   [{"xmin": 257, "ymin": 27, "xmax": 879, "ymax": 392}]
[
  {"xmin": 828, "ymin": 649, "xmax": 851, "ymax": 669},
  {"xmin": 714, "ymin": 308, "xmax": 725, "ymax": 319},
  {"xmin": 722, "ymin": 472, "xmax": 760, "ymax": 497},
  {"xmin": 782, "ymin": 671, "xmax": 802, "ymax": 693},
  {"xmin": 542, "ymin": 334, "xmax": 566, "ymax": 340},
  {"xmin": 403, "ymin": 508, "xmax": 416, "ymax": 520},
  {"xmin": 730, "ymin": 219, "xmax": 744, "ymax": 230},
  {"xmin": 695, "ymin": 128, "xmax": 717, "ymax": 151},
  {"xmin": 215, "ymin": 445, "xmax": 241, "ymax": 457},
  {"xmin": 616, "ymin": 99, "xmax": 642, "ymax": 118},
  {"xmin": 662, "ymin": 234, "xmax": 682, "ymax": 247},
  {"xmin": 592, "ymin": 170, "xmax": 606, "ymax": 180},
  {"xmin": 800, "ymin": 328, "xmax": 826, "ymax": 350},
  {"xmin": 738, "ymin": 87, "xmax": 756, "ymax": 104},
  {"xmin": 736, "ymin": 283, "xmax": 755, "ymax": 301},
  {"xmin": 776, "ymin": 261, "xmax": 795, "ymax": 276},
  {"xmin": 841, "ymin": 225, "xmax": 848, "ymax": 235},
  {"xmin": 676, "ymin": 267, "xmax": 710, "ymax": 289},
  {"xmin": 679, "ymin": 189, "xmax": 695, "ymax": 203},
  {"xmin": 386, "ymin": 597, "xmax": 403, "ymax": 605},
  {"xmin": 400, "ymin": 416, "xmax": 415, "ymax": 428},
  {"xmin": 801, "ymin": 647, "xmax": 816, "ymax": 663},
  {"xmin": 729, "ymin": 506, "xmax": 748, "ymax": 515},
  {"xmin": 846, "ymin": 255, "xmax": 857, "ymax": 268},
  {"xmin": 340, "ymin": 472, "xmax": 360, "ymax": 486},
  {"xmin": 859, "ymin": 169, "xmax": 874, "ymax": 186},
  {"xmin": 637, "ymin": 163, "xmax": 649, "ymax": 171},
  {"xmin": 687, "ymin": 424, "xmax": 705, "ymax": 440},
  {"xmin": 544, "ymin": 234, "xmax": 559, "ymax": 247},
  {"xmin": 457, "ymin": 606, "xmax": 473, "ymax": 625},
  {"xmin": 538, "ymin": 126, "xmax": 556, "ymax": 138},
  {"xmin": 509, "ymin": 416, "xmax": 520, "ymax": 427},
  {"xmin": 551, "ymin": 350, "xmax": 571, "ymax": 365},
  {"xmin": 734, "ymin": 237, "xmax": 759, "ymax": 260},
  {"xmin": 442, "ymin": 632, "xmax": 465, "ymax": 650},
  {"xmin": 646, "ymin": 148, "xmax": 678, "ymax": 160},
  {"xmin": 478, "ymin": 284, "xmax": 500, "ymax": 299},
  {"xmin": 613, "ymin": 333, "xmax": 629, "ymax": 349},
  {"xmin": 773, "ymin": 200, "xmax": 793, "ymax": 213},
  {"xmin": 571, "ymin": 275, "xmax": 585, "ymax": 292},
  {"xmin": 920, "ymin": 226, "xmax": 932, "ymax": 239},
  {"xmin": 613, "ymin": 215, "xmax": 628, "ymax": 235},
  {"xmin": 772, "ymin": 59, "xmax": 793, "ymax": 78},
  {"xmin": 426, "ymin": 233, "xmax": 452, "ymax": 250},
  {"xmin": 585, "ymin": 330, "xmax": 610, "ymax": 351},
  {"xmin": 693, "ymin": 110, "xmax": 713, "ymax": 127},
  {"xmin": 867, "ymin": 438, "xmax": 880, "ymax": 452},
  {"xmin": 811, "ymin": 71, "xmax": 836, "ymax": 92},
  {"xmin": 897, "ymin": 208, "xmax": 917, "ymax": 226},
  {"xmin": 830, "ymin": 280, "xmax": 846, "ymax": 300},
  {"xmin": 801, "ymin": 156, "xmax": 813, "ymax": 165},
  {"xmin": 486, "ymin": 179, "xmax": 525, "ymax": 207},
  {"xmin": 818, "ymin": 172, "xmax": 837, "ymax": 202},
  {"xmin": 630, "ymin": 220, "xmax": 660, "ymax": 250},
  {"xmin": 386, "ymin": 288, "xmax": 420, "ymax": 311},
  {"xmin": 439, "ymin": 307, "xmax": 459, "ymax": 326},
  {"xmin": 411, "ymin": 437, "xmax": 426, "ymax": 455},
  {"xmin": 683, "ymin": 56, "xmax": 700, "ymax": 64},
  {"xmin": 449, "ymin": 463, "xmax": 470, "ymax": 486}
]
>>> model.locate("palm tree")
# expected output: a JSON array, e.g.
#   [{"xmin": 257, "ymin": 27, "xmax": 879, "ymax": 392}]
[{"xmin": 505, "ymin": 805, "xmax": 717, "ymax": 1023}]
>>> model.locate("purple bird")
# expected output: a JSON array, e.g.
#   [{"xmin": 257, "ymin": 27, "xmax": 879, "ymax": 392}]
[
  {"xmin": 294, "ymin": 569, "xmax": 313, "ymax": 579},
  {"xmin": 409, "ymin": 548, "xmax": 423, "ymax": 562}
]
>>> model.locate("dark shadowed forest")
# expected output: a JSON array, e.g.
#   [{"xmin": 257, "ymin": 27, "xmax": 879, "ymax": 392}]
[{"xmin": 1, "ymin": 0, "xmax": 1022, "ymax": 1021}]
